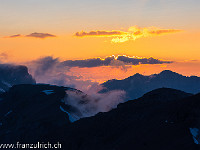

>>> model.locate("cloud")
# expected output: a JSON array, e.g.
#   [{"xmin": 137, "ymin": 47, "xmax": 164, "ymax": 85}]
[
  {"xmin": 26, "ymin": 32, "xmax": 56, "ymax": 38},
  {"xmin": 30, "ymin": 56, "xmax": 61, "ymax": 77},
  {"xmin": 6, "ymin": 34, "xmax": 22, "ymax": 38},
  {"xmin": 63, "ymin": 89, "xmax": 126, "ymax": 121},
  {"xmin": 62, "ymin": 55, "xmax": 172, "ymax": 68},
  {"xmin": 26, "ymin": 56, "xmax": 94, "ymax": 92},
  {"xmin": 74, "ymin": 26, "xmax": 182, "ymax": 43},
  {"xmin": 117, "ymin": 55, "xmax": 172, "ymax": 65},
  {"xmin": 75, "ymin": 30, "xmax": 124, "ymax": 37},
  {"xmin": 5, "ymin": 32, "xmax": 56, "ymax": 39},
  {"xmin": 62, "ymin": 56, "xmax": 115, "ymax": 68}
]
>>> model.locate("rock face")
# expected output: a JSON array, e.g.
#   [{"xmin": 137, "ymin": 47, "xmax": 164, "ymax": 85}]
[
  {"xmin": 0, "ymin": 84, "xmax": 200, "ymax": 150},
  {"xmin": 0, "ymin": 84, "xmax": 82, "ymax": 143},
  {"xmin": 0, "ymin": 64, "xmax": 36, "ymax": 92},
  {"xmin": 100, "ymin": 70, "xmax": 200, "ymax": 100}
]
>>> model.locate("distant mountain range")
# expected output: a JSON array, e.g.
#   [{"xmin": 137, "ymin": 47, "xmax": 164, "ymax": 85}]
[
  {"xmin": 0, "ymin": 64, "xmax": 36, "ymax": 92},
  {"xmin": 100, "ymin": 70, "xmax": 200, "ymax": 100},
  {"xmin": 0, "ymin": 84, "xmax": 200, "ymax": 149}
]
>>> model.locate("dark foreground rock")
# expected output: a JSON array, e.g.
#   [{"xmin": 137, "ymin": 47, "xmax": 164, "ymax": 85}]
[{"xmin": 0, "ymin": 85, "xmax": 200, "ymax": 150}]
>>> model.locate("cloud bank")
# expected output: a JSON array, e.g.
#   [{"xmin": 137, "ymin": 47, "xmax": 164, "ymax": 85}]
[
  {"xmin": 62, "ymin": 55, "xmax": 172, "ymax": 68},
  {"xmin": 75, "ymin": 26, "xmax": 182, "ymax": 43}
]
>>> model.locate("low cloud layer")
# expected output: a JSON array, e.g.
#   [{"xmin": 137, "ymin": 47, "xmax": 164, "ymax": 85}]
[
  {"xmin": 75, "ymin": 26, "xmax": 182, "ymax": 43},
  {"xmin": 6, "ymin": 32, "xmax": 56, "ymax": 39},
  {"xmin": 26, "ymin": 56, "xmax": 96, "ymax": 92},
  {"xmin": 62, "ymin": 89, "xmax": 126, "ymax": 122},
  {"xmin": 62, "ymin": 55, "xmax": 172, "ymax": 68}
]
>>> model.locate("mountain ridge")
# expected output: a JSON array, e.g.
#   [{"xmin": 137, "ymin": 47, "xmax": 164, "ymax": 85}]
[{"xmin": 100, "ymin": 70, "xmax": 200, "ymax": 100}]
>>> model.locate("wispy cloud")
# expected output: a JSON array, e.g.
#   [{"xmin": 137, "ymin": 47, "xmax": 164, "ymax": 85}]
[
  {"xmin": 6, "ymin": 34, "xmax": 22, "ymax": 38},
  {"xmin": 75, "ymin": 30, "xmax": 124, "ymax": 37},
  {"xmin": 5, "ymin": 32, "xmax": 56, "ymax": 39},
  {"xmin": 74, "ymin": 26, "xmax": 182, "ymax": 43},
  {"xmin": 26, "ymin": 32, "xmax": 56, "ymax": 38}
]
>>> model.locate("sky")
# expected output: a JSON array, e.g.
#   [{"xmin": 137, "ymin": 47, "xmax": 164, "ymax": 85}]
[{"xmin": 0, "ymin": 0, "xmax": 200, "ymax": 84}]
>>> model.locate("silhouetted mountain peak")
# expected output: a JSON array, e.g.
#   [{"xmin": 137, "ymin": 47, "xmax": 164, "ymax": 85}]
[
  {"xmin": 126, "ymin": 73, "xmax": 145, "ymax": 80},
  {"xmin": 101, "ymin": 70, "xmax": 200, "ymax": 100},
  {"xmin": 133, "ymin": 73, "xmax": 143, "ymax": 77},
  {"xmin": 158, "ymin": 70, "xmax": 181, "ymax": 77}
]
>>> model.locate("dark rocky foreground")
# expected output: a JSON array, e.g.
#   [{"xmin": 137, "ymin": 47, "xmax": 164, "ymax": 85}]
[{"xmin": 0, "ymin": 84, "xmax": 200, "ymax": 150}]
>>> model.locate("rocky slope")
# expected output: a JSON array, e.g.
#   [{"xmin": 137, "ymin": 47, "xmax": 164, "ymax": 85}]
[{"xmin": 1, "ymin": 84, "xmax": 200, "ymax": 150}]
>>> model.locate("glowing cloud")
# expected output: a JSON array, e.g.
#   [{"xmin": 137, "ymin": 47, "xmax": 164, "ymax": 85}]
[
  {"xmin": 75, "ymin": 26, "xmax": 182, "ymax": 43},
  {"xmin": 74, "ymin": 30, "xmax": 124, "ymax": 37}
]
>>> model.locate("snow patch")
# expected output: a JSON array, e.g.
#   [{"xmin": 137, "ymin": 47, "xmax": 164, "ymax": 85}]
[
  {"xmin": 189, "ymin": 128, "xmax": 200, "ymax": 144},
  {"xmin": 61, "ymin": 99, "xmax": 65, "ymax": 103},
  {"xmin": 2, "ymin": 81, "xmax": 12, "ymax": 88},
  {"xmin": 0, "ymin": 88, "xmax": 5, "ymax": 92},
  {"xmin": 4, "ymin": 110, "xmax": 12, "ymax": 117},
  {"xmin": 42, "ymin": 90, "xmax": 54, "ymax": 95},
  {"xmin": 60, "ymin": 106, "xmax": 78, "ymax": 123},
  {"xmin": 165, "ymin": 120, "xmax": 174, "ymax": 124}
]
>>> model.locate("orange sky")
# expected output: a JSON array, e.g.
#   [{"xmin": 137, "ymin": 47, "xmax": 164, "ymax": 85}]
[
  {"xmin": 0, "ymin": 30, "xmax": 200, "ymax": 63},
  {"xmin": 0, "ymin": 0, "xmax": 200, "ymax": 83},
  {"xmin": 0, "ymin": 28, "xmax": 200, "ymax": 83}
]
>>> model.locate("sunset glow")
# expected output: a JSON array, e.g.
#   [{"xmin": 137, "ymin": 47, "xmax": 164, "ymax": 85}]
[{"xmin": 0, "ymin": 0, "xmax": 199, "ymax": 84}]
